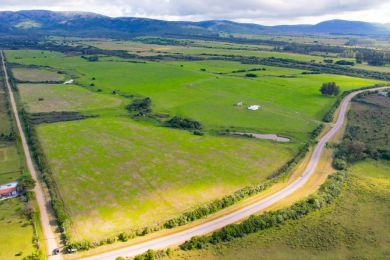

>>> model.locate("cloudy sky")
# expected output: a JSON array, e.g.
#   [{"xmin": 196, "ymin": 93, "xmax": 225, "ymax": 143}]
[{"xmin": 0, "ymin": 0, "xmax": 390, "ymax": 25}]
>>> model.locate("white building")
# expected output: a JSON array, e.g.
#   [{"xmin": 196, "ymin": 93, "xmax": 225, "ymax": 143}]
[
  {"xmin": 64, "ymin": 79, "xmax": 74, "ymax": 85},
  {"xmin": 248, "ymin": 105, "xmax": 261, "ymax": 111}
]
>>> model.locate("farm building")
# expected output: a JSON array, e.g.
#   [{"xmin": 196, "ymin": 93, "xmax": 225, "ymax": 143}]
[
  {"xmin": 0, "ymin": 182, "xmax": 19, "ymax": 200},
  {"xmin": 248, "ymin": 105, "xmax": 261, "ymax": 111}
]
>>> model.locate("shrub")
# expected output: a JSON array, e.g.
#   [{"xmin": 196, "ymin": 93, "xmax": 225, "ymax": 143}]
[
  {"xmin": 245, "ymin": 73, "xmax": 257, "ymax": 78},
  {"xmin": 166, "ymin": 116, "xmax": 202, "ymax": 130},
  {"xmin": 320, "ymin": 82, "xmax": 340, "ymax": 96},
  {"xmin": 333, "ymin": 158, "xmax": 347, "ymax": 170}
]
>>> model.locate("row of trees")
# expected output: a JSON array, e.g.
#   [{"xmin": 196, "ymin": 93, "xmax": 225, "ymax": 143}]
[{"xmin": 356, "ymin": 50, "xmax": 390, "ymax": 66}]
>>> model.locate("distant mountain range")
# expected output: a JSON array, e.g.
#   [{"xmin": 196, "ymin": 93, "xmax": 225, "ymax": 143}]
[{"xmin": 0, "ymin": 10, "xmax": 389, "ymax": 39}]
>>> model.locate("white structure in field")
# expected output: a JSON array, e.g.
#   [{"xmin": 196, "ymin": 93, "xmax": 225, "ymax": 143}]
[
  {"xmin": 64, "ymin": 79, "xmax": 74, "ymax": 85},
  {"xmin": 248, "ymin": 105, "xmax": 260, "ymax": 111},
  {"xmin": 236, "ymin": 101, "xmax": 243, "ymax": 107}
]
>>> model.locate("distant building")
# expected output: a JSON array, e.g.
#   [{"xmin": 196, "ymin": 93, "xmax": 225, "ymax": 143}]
[
  {"xmin": 64, "ymin": 79, "xmax": 74, "ymax": 85},
  {"xmin": 378, "ymin": 91, "xmax": 388, "ymax": 97},
  {"xmin": 0, "ymin": 182, "xmax": 19, "ymax": 200},
  {"xmin": 248, "ymin": 105, "xmax": 261, "ymax": 111}
]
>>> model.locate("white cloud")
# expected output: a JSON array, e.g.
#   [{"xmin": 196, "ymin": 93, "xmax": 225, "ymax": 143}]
[{"xmin": 0, "ymin": 0, "xmax": 389, "ymax": 25}]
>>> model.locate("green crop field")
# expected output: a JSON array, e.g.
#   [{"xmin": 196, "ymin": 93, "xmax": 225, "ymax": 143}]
[
  {"xmin": 11, "ymin": 67, "xmax": 65, "ymax": 82},
  {"xmin": 36, "ymin": 117, "xmax": 296, "ymax": 241},
  {"xmin": 170, "ymin": 159, "xmax": 390, "ymax": 260},
  {"xmin": 18, "ymin": 83, "xmax": 125, "ymax": 113}
]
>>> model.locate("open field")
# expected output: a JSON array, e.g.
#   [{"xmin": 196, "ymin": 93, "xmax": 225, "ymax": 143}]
[
  {"xmin": 0, "ymin": 76, "xmax": 12, "ymax": 135},
  {"xmin": 0, "ymin": 143, "xmax": 22, "ymax": 183},
  {"xmin": 348, "ymin": 93, "xmax": 390, "ymax": 151},
  {"xmin": 36, "ymin": 116, "xmax": 296, "ymax": 241},
  {"xmin": 5, "ymin": 50, "xmax": 383, "ymax": 142},
  {"xmin": 170, "ymin": 159, "xmax": 390, "ymax": 260},
  {"xmin": 11, "ymin": 67, "xmax": 65, "ymax": 82},
  {"xmin": 0, "ymin": 199, "xmax": 35, "ymax": 260},
  {"xmin": 18, "ymin": 83, "xmax": 125, "ymax": 113}
]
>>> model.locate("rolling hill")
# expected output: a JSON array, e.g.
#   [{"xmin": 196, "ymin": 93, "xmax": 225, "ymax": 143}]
[{"xmin": 0, "ymin": 10, "xmax": 389, "ymax": 39}]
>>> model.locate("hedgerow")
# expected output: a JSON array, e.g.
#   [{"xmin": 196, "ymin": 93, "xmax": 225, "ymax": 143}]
[{"xmin": 180, "ymin": 171, "xmax": 347, "ymax": 250}]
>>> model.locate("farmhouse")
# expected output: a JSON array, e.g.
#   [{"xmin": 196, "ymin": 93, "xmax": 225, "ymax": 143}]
[
  {"xmin": 378, "ymin": 91, "xmax": 388, "ymax": 97},
  {"xmin": 0, "ymin": 182, "xmax": 19, "ymax": 200}
]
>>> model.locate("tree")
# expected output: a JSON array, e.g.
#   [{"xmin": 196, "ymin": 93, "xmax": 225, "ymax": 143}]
[
  {"xmin": 18, "ymin": 173, "xmax": 35, "ymax": 191},
  {"xmin": 320, "ymin": 82, "xmax": 340, "ymax": 96}
]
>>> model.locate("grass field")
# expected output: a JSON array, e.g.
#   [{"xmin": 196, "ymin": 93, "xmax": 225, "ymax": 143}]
[
  {"xmin": 5, "ymin": 50, "xmax": 383, "ymax": 142},
  {"xmin": 18, "ymin": 83, "xmax": 125, "ymax": 113},
  {"xmin": 11, "ymin": 67, "xmax": 65, "ymax": 82},
  {"xmin": 170, "ymin": 159, "xmax": 390, "ymax": 260},
  {"xmin": 0, "ymin": 143, "xmax": 22, "ymax": 183},
  {"xmin": 0, "ymin": 199, "xmax": 35, "ymax": 260},
  {"xmin": 0, "ymin": 76, "xmax": 12, "ymax": 135},
  {"xmin": 36, "ymin": 116, "xmax": 296, "ymax": 241}
]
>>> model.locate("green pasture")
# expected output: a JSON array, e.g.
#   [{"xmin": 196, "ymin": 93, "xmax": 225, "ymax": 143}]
[
  {"xmin": 0, "ymin": 199, "xmax": 35, "ymax": 260},
  {"xmin": 171, "ymin": 159, "xmax": 390, "ymax": 260},
  {"xmin": 5, "ymin": 51, "xmax": 382, "ymax": 141},
  {"xmin": 11, "ymin": 67, "xmax": 65, "ymax": 82},
  {"xmin": 36, "ymin": 116, "xmax": 296, "ymax": 241},
  {"xmin": 18, "ymin": 83, "xmax": 125, "ymax": 113}
]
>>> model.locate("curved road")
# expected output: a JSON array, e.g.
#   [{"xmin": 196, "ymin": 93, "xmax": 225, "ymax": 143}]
[
  {"xmin": 85, "ymin": 86, "xmax": 388, "ymax": 260},
  {"xmin": 1, "ymin": 51, "xmax": 60, "ymax": 260}
]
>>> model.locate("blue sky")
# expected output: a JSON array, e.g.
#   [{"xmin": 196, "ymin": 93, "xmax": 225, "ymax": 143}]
[{"xmin": 0, "ymin": 0, "xmax": 389, "ymax": 25}]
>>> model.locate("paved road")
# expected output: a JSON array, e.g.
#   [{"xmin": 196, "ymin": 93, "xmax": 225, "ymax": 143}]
[
  {"xmin": 1, "ymin": 51, "xmax": 61, "ymax": 260},
  {"xmin": 84, "ymin": 86, "xmax": 387, "ymax": 260}
]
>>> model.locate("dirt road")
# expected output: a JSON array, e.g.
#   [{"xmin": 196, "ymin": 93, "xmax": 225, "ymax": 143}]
[
  {"xmin": 1, "ymin": 51, "xmax": 61, "ymax": 260},
  {"xmin": 84, "ymin": 86, "xmax": 387, "ymax": 260}
]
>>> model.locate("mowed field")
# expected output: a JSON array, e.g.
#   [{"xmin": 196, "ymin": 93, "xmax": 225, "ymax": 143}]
[
  {"xmin": 5, "ymin": 50, "xmax": 383, "ymax": 142},
  {"xmin": 170, "ymin": 160, "xmax": 390, "ymax": 260}
]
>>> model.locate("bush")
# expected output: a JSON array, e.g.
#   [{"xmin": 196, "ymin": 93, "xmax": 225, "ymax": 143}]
[
  {"xmin": 333, "ymin": 158, "xmax": 347, "ymax": 170},
  {"xmin": 245, "ymin": 73, "xmax": 257, "ymax": 78},
  {"xmin": 335, "ymin": 60, "xmax": 354, "ymax": 66},
  {"xmin": 166, "ymin": 116, "xmax": 202, "ymax": 130},
  {"xmin": 126, "ymin": 97, "xmax": 152, "ymax": 116}
]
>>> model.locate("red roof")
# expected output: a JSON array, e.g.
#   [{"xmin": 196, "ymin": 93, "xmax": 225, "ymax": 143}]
[{"xmin": 0, "ymin": 187, "xmax": 16, "ymax": 195}]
